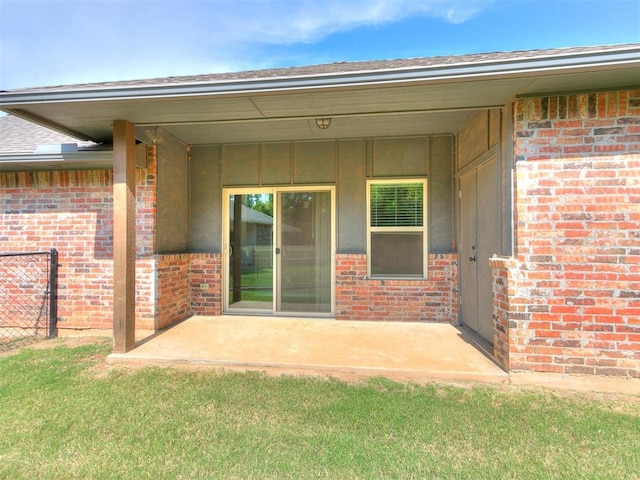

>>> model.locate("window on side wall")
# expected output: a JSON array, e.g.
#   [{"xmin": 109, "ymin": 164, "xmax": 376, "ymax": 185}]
[{"xmin": 367, "ymin": 179, "xmax": 427, "ymax": 278}]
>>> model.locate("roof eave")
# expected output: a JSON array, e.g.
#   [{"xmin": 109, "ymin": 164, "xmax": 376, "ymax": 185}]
[
  {"xmin": 0, "ymin": 151, "xmax": 113, "ymax": 171},
  {"xmin": 1, "ymin": 46, "xmax": 638, "ymax": 106}
]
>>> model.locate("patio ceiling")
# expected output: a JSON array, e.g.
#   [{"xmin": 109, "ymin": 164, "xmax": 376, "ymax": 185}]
[{"xmin": 1, "ymin": 45, "xmax": 638, "ymax": 146}]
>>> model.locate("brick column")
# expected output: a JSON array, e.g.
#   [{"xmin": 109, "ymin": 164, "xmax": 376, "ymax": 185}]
[{"xmin": 512, "ymin": 89, "xmax": 640, "ymax": 377}]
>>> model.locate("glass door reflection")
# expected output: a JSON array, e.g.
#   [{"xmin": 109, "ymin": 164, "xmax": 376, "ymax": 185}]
[
  {"xmin": 277, "ymin": 191, "xmax": 332, "ymax": 313},
  {"xmin": 227, "ymin": 193, "xmax": 274, "ymax": 311}
]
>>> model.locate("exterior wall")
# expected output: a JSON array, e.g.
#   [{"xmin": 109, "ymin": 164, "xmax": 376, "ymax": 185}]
[
  {"xmin": 135, "ymin": 258, "xmax": 156, "ymax": 330},
  {"xmin": 490, "ymin": 257, "xmax": 519, "ymax": 369},
  {"xmin": 190, "ymin": 253, "xmax": 222, "ymax": 316},
  {"xmin": 156, "ymin": 252, "xmax": 223, "ymax": 328},
  {"xmin": 1, "ymin": 143, "xmax": 221, "ymax": 332},
  {"xmin": 190, "ymin": 145, "xmax": 222, "ymax": 252},
  {"xmin": 157, "ymin": 134, "xmax": 189, "ymax": 253},
  {"xmin": 458, "ymin": 109, "xmax": 501, "ymax": 170},
  {"xmin": 0, "ymin": 147, "xmax": 157, "ymax": 331},
  {"xmin": 190, "ymin": 135, "xmax": 457, "ymax": 323},
  {"xmin": 456, "ymin": 108, "xmax": 510, "ymax": 254},
  {"xmin": 156, "ymin": 254, "xmax": 191, "ymax": 329},
  {"xmin": 336, "ymin": 253, "xmax": 458, "ymax": 322},
  {"xmin": 509, "ymin": 89, "xmax": 640, "ymax": 376},
  {"xmin": 191, "ymin": 136, "xmax": 456, "ymax": 255}
]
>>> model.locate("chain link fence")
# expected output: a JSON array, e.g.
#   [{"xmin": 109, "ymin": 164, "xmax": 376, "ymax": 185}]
[{"xmin": 0, "ymin": 249, "xmax": 58, "ymax": 351}]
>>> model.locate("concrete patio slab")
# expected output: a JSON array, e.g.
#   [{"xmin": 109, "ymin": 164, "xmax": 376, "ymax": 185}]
[{"xmin": 107, "ymin": 315, "xmax": 508, "ymax": 384}]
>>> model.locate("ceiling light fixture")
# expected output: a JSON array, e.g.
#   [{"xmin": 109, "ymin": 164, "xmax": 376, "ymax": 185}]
[{"xmin": 315, "ymin": 117, "xmax": 332, "ymax": 129}]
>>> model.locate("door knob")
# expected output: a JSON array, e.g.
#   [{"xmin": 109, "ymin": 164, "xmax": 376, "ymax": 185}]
[{"xmin": 468, "ymin": 256, "xmax": 477, "ymax": 262}]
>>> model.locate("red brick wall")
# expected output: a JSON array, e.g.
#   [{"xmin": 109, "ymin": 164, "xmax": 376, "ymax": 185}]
[
  {"xmin": 0, "ymin": 147, "xmax": 157, "ymax": 331},
  {"xmin": 155, "ymin": 253, "xmax": 222, "ymax": 328},
  {"xmin": 511, "ymin": 89, "xmax": 640, "ymax": 376},
  {"xmin": 136, "ymin": 258, "xmax": 155, "ymax": 330},
  {"xmin": 490, "ymin": 257, "xmax": 522, "ymax": 370},
  {"xmin": 336, "ymin": 253, "xmax": 458, "ymax": 322},
  {"xmin": 190, "ymin": 253, "xmax": 222, "ymax": 316},
  {"xmin": 156, "ymin": 255, "xmax": 190, "ymax": 330}
]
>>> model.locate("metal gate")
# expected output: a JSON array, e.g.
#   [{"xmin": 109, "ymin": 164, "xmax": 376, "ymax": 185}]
[{"xmin": 0, "ymin": 249, "xmax": 58, "ymax": 351}]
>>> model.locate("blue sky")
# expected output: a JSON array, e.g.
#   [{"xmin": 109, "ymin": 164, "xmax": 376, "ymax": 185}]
[{"xmin": 0, "ymin": 0, "xmax": 639, "ymax": 90}]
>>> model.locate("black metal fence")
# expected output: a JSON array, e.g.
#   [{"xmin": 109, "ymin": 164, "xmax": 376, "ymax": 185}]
[{"xmin": 0, "ymin": 249, "xmax": 58, "ymax": 351}]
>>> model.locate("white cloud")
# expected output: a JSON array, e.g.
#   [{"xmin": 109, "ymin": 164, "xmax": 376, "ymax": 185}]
[
  {"xmin": 0, "ymin": 0, "xmax": 494, "ymax": 88},
  {"xmin": 198, "ymin": 0, "xmax": 491, "ymax": 46}
]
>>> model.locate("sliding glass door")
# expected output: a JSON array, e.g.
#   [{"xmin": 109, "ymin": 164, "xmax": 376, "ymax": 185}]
[
  {"xmin": 226, "ymin": 192, "xmax": 274, "ymax": 311},
  {"xmin": 224, "ymin": 188, "xmax": 333, "ymax": 315},
  {"xmin": 277, "ymin": 191, "xmax": 332, "ymax": 313}
]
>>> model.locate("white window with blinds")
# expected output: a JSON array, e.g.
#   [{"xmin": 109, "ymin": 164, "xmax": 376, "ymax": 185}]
[{"xmin": 367, "ymin": 179, "xmax": 427, "ymax": 278}]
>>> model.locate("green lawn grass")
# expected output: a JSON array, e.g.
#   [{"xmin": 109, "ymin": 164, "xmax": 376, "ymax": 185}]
[{"xmin": 1, "ymin": 339, "xmax": 638, "ymax": 479}]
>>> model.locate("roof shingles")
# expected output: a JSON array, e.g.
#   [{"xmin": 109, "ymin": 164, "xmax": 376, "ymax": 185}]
[
  {"xmin": 5, "ymin": 44, "xmax": 636, "ymax": 94},
  {"xmin": 0, "ymin": 115, "xmax": 96, "ymax": 154}
]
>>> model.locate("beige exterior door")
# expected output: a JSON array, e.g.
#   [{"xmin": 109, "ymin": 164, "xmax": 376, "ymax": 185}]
[{"xmin": 459, "ymin": 156, "xmax": 499, "ymax": 343}]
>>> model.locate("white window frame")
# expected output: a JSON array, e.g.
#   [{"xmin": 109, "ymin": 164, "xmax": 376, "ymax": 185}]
[{"xmin": 366, "ymin": 179, "xmax": 428, "ymax": 279}]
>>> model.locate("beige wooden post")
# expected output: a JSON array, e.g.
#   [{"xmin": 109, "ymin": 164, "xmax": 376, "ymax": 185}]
[{"xmin": 113, "ymin": 120, "xmax": 136, "ymax": 353}]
